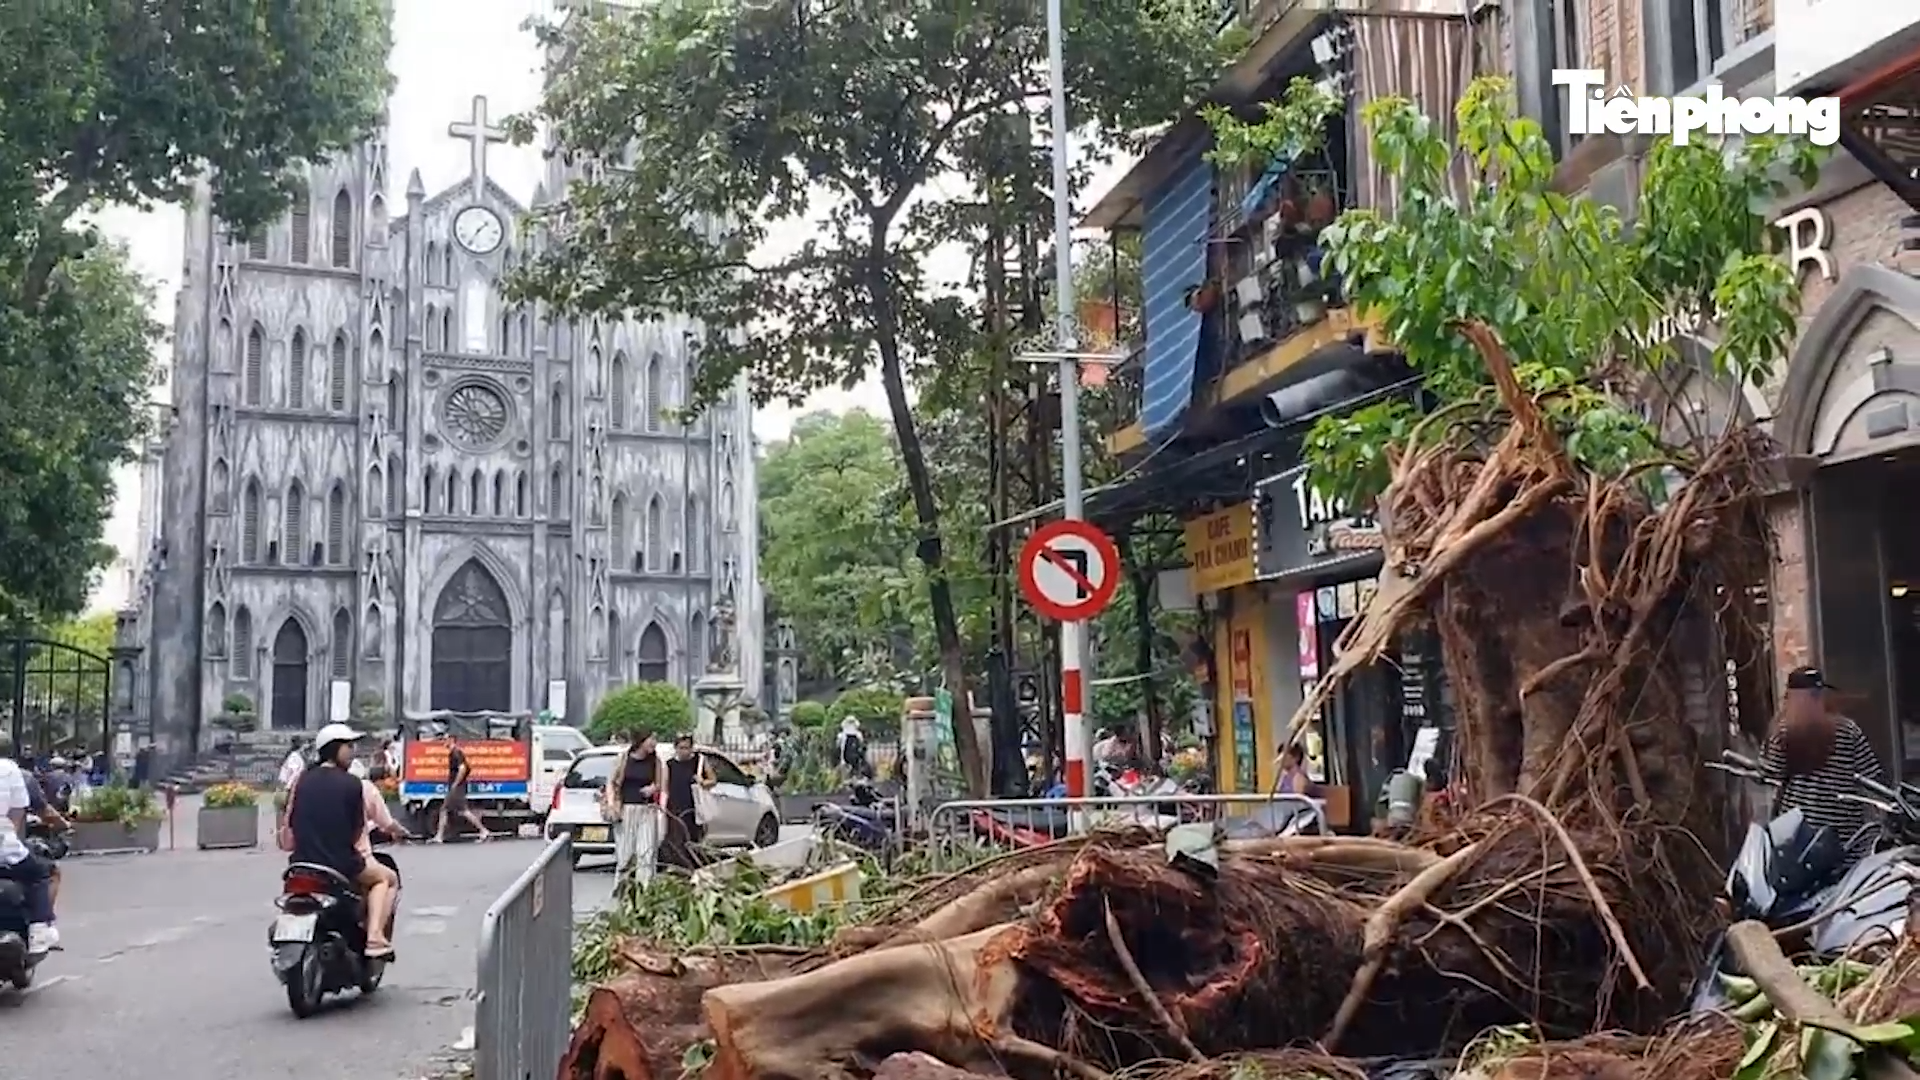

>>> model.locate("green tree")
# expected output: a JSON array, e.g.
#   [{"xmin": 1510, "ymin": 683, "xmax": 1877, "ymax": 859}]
[
  {"xmin": 509, "ymin": 0, "xmax": 1240, "ymax": 795},
  {"xmin": 1254, "ymin": 80, "xmax": 1818, "ymax": 837},
  {"xmin": 830, "ymin": 686, "xmax": 902, "ymax": 739},
  {"xmin": 0, "ymin": 2, "xmax": 392, "ymax": 622},
  {"xmin": 589, "ymin": 682, "xmax": 694, "ymax": 744},
  {"xmin": 759, "ymin": 411, "xmax": 917, "ymax": 682}
]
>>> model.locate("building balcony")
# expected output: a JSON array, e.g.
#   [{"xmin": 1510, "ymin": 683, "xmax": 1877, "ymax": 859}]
[{"xmin": 1083, "ymin": 0, "xmax": 1464, "ymax": 457}]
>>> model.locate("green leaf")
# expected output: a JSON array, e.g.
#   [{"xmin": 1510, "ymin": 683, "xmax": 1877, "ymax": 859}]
[
  {"xmin": 1734, "ymin": 1021, "xmax": 1777, "ymax": 1080},
  {"xmin": 1801, "ymin": 1027, "xmax": 1862, "ymax": 1080},
  {"xmin": 1845, "ymin": 1020, "xmax": 1917, "ymax": 1046}
]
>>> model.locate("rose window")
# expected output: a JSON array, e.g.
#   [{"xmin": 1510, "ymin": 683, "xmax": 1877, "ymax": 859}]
[{"xmin": 443, "ymin": 382, "xmax": 510, "ymax": 448}]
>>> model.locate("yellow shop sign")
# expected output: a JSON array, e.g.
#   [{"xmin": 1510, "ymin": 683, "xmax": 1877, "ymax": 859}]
[{"xmin": 1185, "ymin": 503, "xmax": 1256, "ymax": 594}]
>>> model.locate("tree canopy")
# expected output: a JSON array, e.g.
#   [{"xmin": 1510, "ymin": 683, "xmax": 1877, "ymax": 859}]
[
  {"xmin": 1290, "ymin": 79, "xmax": 1820, "ymax": 501},
  {"xmin": 0, "ymin": 0, "xmax": 392, "ymax": 622},
  {"xmin": 514, "ymin": 0, "xmax": 1238, "ymax": 793}
]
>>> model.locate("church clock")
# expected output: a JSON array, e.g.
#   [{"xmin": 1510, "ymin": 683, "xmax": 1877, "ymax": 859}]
[{"xmin": 454, "ymin": 205, "xmax": 504, "ymax": 255}]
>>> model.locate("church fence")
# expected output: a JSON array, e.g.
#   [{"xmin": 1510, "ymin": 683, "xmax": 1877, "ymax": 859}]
[
  {"xmin": 1, "ymin": 634, "xmax": 112, "ymax": 759},
  {"xmin": 475, "ymin": 835, "xmax": 573, "ymax": 1080}
]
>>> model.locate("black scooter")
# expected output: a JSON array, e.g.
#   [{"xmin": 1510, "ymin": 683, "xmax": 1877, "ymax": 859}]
[
  {"xmin": 270, "ymin": 844, "xmax": 405, "ymax": 1018},
  {"xmin": 1691, "ymin": 751, "xmax": 1920, "ymax": 1010},
  {"xmin": 0, "ymin": 819, "xmax": 68, "ymax": 991},
  {"xmin": 814, "ymin": 780, "xmax": 898, "ymax": 856}
]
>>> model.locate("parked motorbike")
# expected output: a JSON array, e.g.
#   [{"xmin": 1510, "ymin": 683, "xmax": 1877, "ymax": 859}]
[
  {"xmin": 814, "ymin": 780, "xmax": 899, "ymax": 856},
  {"xmin": 1690, "ymin": 750, "xmax": 1920, "ymax": 1010},
  {"xmin": 270, "ymin": 849, "xmax": 405, "ymax": 1017}
]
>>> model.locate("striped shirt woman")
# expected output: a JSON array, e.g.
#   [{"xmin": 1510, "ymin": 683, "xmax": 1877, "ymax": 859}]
[{"xmin": 1760, "ymin": 666, "xmax": 1885, "ymax": 859}]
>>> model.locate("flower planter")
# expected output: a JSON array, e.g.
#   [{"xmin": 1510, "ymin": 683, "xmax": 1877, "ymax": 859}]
[
  {"xmin": 69, "ymin": 818, "xmax": 162, "ymax": 855},
  {"xmin": 197, "ymin": 803, "xmax": 261, "ymax": 850}
]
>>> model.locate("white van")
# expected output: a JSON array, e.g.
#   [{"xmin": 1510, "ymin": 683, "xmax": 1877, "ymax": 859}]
[{"xmin": 531, "ymin": 724, "xmax": 594, "ymax": 819}]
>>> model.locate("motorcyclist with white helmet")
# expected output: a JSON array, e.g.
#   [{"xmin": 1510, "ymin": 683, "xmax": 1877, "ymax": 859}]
[{"xmin": 285, "ymin": 723, "xmax": 397, "ymax": 958}]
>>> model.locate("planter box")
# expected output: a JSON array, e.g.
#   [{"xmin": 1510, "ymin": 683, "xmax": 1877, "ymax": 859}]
[
  {"xmin": 69, "ymin": 818, "xmax": 162, "ymax": 855},
  {"xmin": 197, "ymin": 804, "xmax": 261, "ymax": 850}
]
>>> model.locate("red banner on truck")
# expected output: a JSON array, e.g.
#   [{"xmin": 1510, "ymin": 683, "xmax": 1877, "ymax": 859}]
[{"xmin": 400, "ymin": 739, "xmax": 531, "ymax": 799}]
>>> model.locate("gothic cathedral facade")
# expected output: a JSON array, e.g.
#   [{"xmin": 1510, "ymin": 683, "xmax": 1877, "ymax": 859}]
[{"xmin": 132, "ymin": 96, "xmax": 763, "ymax": 755}]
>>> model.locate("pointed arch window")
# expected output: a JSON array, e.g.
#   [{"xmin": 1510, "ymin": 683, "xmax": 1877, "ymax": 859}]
[
  {"xmin": 290, "ymin": 195, "xmax": 311, "ymax": 264},
  {"xmin": 329, "ymin": 334, "xmax": 349, "ymax": 411},
  {"xmin": 247, "ymin": 232, "xmax": 267, "ymax": 261},
  {"xmin": 589, "ymin": 344, "xmax": 603, "ymax": 397},
  {"xmin": 515, "ymin": 472, "xmax": 529, "ymax": 516},
  {"xmin": 608, "ymin": 609, "xmax": 624, "ymax": 672},
  {"xmin": 207, "ymin": 603, "xmax": 228, "ymax": 657},
  {"xmin": 610, "ymin": 352, "xmax": 628, "ymax": 430},
  {"xmin": 233, "ymin": 607, "xmax": 255, "ymax": 678},
  {"xmin": 244, "ymin": 325, "xmax": 265, "ymax": 405},
  {"xmin": 423, "ymin": 464, "xmax": 438, "ymax": 514},
  {"xmin": 549, "ymin": 464, "xmax": 566, "ymax": 516},
  {"xmin": 645, "ymin": 354, "xmax": 663, "ymax": 431},
  {"xmin": 688, "ymin": 496, "xmax": 704, "ymax": 571},
  {"xmin": 327, "ymin": 484, "xmax": 347, "ymax": 564},
  {"xmin": 610, "ymin": 492, "xmax": 629, "ymax": 561},
  {"xmin": 426, "ymin": 242, "xmax": 440, "ymax": 286},
  {"xmin": 441, "ymin": 308, "xmax": 453, "ymax": 351},
  {"xmin": 331, "ymin": 608, "xmax": 353, "ymax": 678},
  {"xmin": 468, "ymin": 471, "xmax": 484, "ymax": 516},
  {"xmin": 645, "ymin": 496, "xmax": 664, "ymax": 572},
  {"xmin": 367, "ymin": 465, "xmax": 384, "ymax": 519},
  {"xmin": 689, "ymin": 612, "xmax": 706, "ymax": 674},
  {"xmin": 549, "ymin": 382, "xmax": 565, "ymax": 440},
  {"xmin": 387, "ymin": 453, "xmax": 402, "ymax": 517},
  {"xmin": 330, "ymin": 189, "xmax": 353, "ymax": 268},
  {"xmin": 285, "ymin": 480, "xmax": 307, "ymax": 564},
  {"xmin": 491, "ymin": 471, "xmax": 505, "ymax": 516},
  {"xmin": 442, "ymin": 245, "xmax": 454, "ymax": 285},
  {"xmin": 425, "ymin": 304, "xmax": 439, "ymax": 351},
  {"xmin": 211, "ymin": 458, "xmax": 231, "ymax": 515},
  {"xmin": 242, "ymin": 479, "xmax": 263, "ymax": 562},
  {"xmin": 386, "ymin": 373, "xmax": 401, "ymax": 428},
  {"xmin": 637, "ymin": 623, "xmax": 669, "ymax": 684},
  {"xmin": 289, "ymin": 329, "xmax": 308, "ymax": 408}
]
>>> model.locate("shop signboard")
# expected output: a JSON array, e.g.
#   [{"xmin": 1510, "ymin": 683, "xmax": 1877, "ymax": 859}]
[
  {"xmin": 1230, "ymin": 628, "xmax": 1255, "ymax": 701},
  {"xmin": 1296, "ymin": 592, "xmax": 1319, "ymax": 679},
  {"xmin": 1184, "ymin": 502, "xmax": 1257, "ymax": 594},
  {"xmin": 1254, "ymin": 466, "xmax": 1385, "ymax": 584}
]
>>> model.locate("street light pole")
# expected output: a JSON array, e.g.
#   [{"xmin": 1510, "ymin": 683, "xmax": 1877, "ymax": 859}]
[{"xmin": 1044, "ymin": 0, "xmax": 1090, "ymax": 806}]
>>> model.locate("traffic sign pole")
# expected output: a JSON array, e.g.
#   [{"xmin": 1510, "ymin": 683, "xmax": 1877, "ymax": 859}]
[
  {"xmin": 1018, "ymin": 521, "xmax": 1120, "ymax": 825},
  {"xmin": 1044, "ymin": 0, "xmax": 1087, "ymax": 811}
]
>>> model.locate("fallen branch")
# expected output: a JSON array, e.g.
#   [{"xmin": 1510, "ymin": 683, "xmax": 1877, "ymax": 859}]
[
  {"xmin": 1727, "ymin": 920, "xmax": 1920, "ymax": 1080},
  {"xmin": 1491, "ymin": 793, "xmax": 1651, "ymax": 990},
  {"xmin": 1326, "ymin": 841, "xmax": 1482, "ymax": 1049},
  {"xmin": 1103, "ymin": 898, "xmax": 1203, "ymax": 1061}
]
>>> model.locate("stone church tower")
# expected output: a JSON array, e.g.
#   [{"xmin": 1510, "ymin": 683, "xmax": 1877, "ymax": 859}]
[{"xmin": 131, "ymin": 94, "xmax": 762, "ymax": 757}]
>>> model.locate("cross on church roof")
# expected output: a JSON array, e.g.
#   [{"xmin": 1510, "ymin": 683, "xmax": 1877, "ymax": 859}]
[{"xmin": 449, "ymin": 95, "xmax": 509, "ymax": 195}]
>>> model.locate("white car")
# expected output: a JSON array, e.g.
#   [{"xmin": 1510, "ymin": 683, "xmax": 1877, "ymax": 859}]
[{"xmin": 545, "ymin": 744, "xmax": 781, "ymax": 863}]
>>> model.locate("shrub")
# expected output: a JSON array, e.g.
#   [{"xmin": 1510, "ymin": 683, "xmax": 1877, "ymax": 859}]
[
  {"xmin": 831, "ymin": 686, "xmax": 902, "ymax": 738},
  {"xmin": 789, "ymin": 700, "xmax": 829, "ymax": 729},
  {"xmin": 72, "ymin": 782, "xmax": 160, "ymax": 826},
  {"xmin": 213, "ymin": 692, "xmax": 257, "ymax": 733},
  {"xmin": 202, "ymin": 781, "xmax": 258, "ymax": 809},
  {"xmin": 590, "ymin": 681, "xmax": 694, "ymax": 744}
]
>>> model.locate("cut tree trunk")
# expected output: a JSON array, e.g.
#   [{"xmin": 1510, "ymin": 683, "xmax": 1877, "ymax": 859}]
[{"xmin": 559, "ymin": 947, "xmax": 793, "ymax": 1080}]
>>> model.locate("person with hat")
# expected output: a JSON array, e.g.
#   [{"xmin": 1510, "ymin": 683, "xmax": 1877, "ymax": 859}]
[
  {"xmin": 284, "ymin": 723, "xmax": 398, "ymax": 958},
  {"xmin": 1761, "ymin": 666, "xmax": 1885, "ymax": 862}
]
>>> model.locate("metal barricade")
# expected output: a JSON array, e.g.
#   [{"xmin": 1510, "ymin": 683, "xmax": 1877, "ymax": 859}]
[
  {"xmin": 476, "ymin": 835, "xmax": 574, "ymax": 1080},
  {"xmin": 925, "ymin": 793, "xmax": 1329, "ymax": 872}
]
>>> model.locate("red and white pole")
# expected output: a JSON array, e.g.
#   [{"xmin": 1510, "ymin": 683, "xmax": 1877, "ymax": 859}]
[{"xmin": 1062, "ymin": 637, "xmax": 1086, "ymax": 800}]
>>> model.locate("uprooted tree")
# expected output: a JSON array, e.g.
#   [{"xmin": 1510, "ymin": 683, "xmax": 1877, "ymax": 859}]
[{"xmin": 557, "ymin": 80, "xmax": 1827, "ymax": 1080}]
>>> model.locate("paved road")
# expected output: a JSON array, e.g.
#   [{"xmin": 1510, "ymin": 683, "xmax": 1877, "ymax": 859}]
[
  {"xmin": 3, "ymin": 799, "xmax": 813, "ymax": 1079},
  {"xmin": 3, "ymin": 798, "xmax": 547, "ymax": 1080}
]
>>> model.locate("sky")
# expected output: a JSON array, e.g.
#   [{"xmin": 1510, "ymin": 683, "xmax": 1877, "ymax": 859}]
[{"xmin": 86, "ymin": 0, "xmax": 1129, "ymax": 612}]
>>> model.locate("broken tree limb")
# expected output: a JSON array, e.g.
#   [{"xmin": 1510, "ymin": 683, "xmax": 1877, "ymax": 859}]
[
  {"xmin": 1326, "ymin": 841, "xmax": 1482, "ymax": 1049},
  {"xmin": 1727, "ymin": 920, "xmax": 1920, "ymax": 1080},
  {"xmin": 1104, "ymin": 898, "xmax": 1204, "ymax": 1061},
  {"xmin": 703, "ymin": 926, "xmax": 1027, "ymax": 1080}
]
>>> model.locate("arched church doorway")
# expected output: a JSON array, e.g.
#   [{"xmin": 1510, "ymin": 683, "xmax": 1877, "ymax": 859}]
[
  {"xmin": 271, "ymin": 620, "xmax": 310, "ymax": 730},
  {"xmin": 432, "ymin": 560, "xmax": 513, "ymax": 712},
  {"xmin": 1772, "ymin": 266, "xmax": 1920, "ymax": 780},
  {"xmin": 637, "ymin": 623, "xmax": 669, "ymax": 684}
]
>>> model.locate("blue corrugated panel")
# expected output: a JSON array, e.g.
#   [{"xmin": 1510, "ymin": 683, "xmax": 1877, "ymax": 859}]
[{"xmin": 1139, "ymin": 156, "xmax": 1215, "ymax": 443}]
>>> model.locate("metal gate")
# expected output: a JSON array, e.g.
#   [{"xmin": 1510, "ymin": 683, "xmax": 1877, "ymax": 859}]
[{"xmin": 2, "ymin": 635, "xmax": 112, "ymax": 759}]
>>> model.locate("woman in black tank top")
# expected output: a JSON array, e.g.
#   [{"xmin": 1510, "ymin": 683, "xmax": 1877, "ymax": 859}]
[{"xmin": 604, "ymin": 732, "xmax": 660, "ymax": 884}]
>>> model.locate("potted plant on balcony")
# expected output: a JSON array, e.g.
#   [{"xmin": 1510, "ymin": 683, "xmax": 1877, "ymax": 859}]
[
  {"xmin": 68, "ymin": 782, "xmax": 163, "ymax": 854},
  {"xmin": 197, "ymin": 781, "xmax": 261, "ymax": 850}
]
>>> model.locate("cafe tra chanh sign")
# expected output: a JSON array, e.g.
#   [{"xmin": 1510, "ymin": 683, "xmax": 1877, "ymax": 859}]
[{"xmin": 1185, "ymin": 502, "xmax": 1257, "ymax": 594}]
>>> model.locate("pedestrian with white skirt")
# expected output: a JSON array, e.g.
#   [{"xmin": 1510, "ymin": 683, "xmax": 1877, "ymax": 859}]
[{"xmin": 602, "ymin": 730, "xmax": 662, "ymax": 888}]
